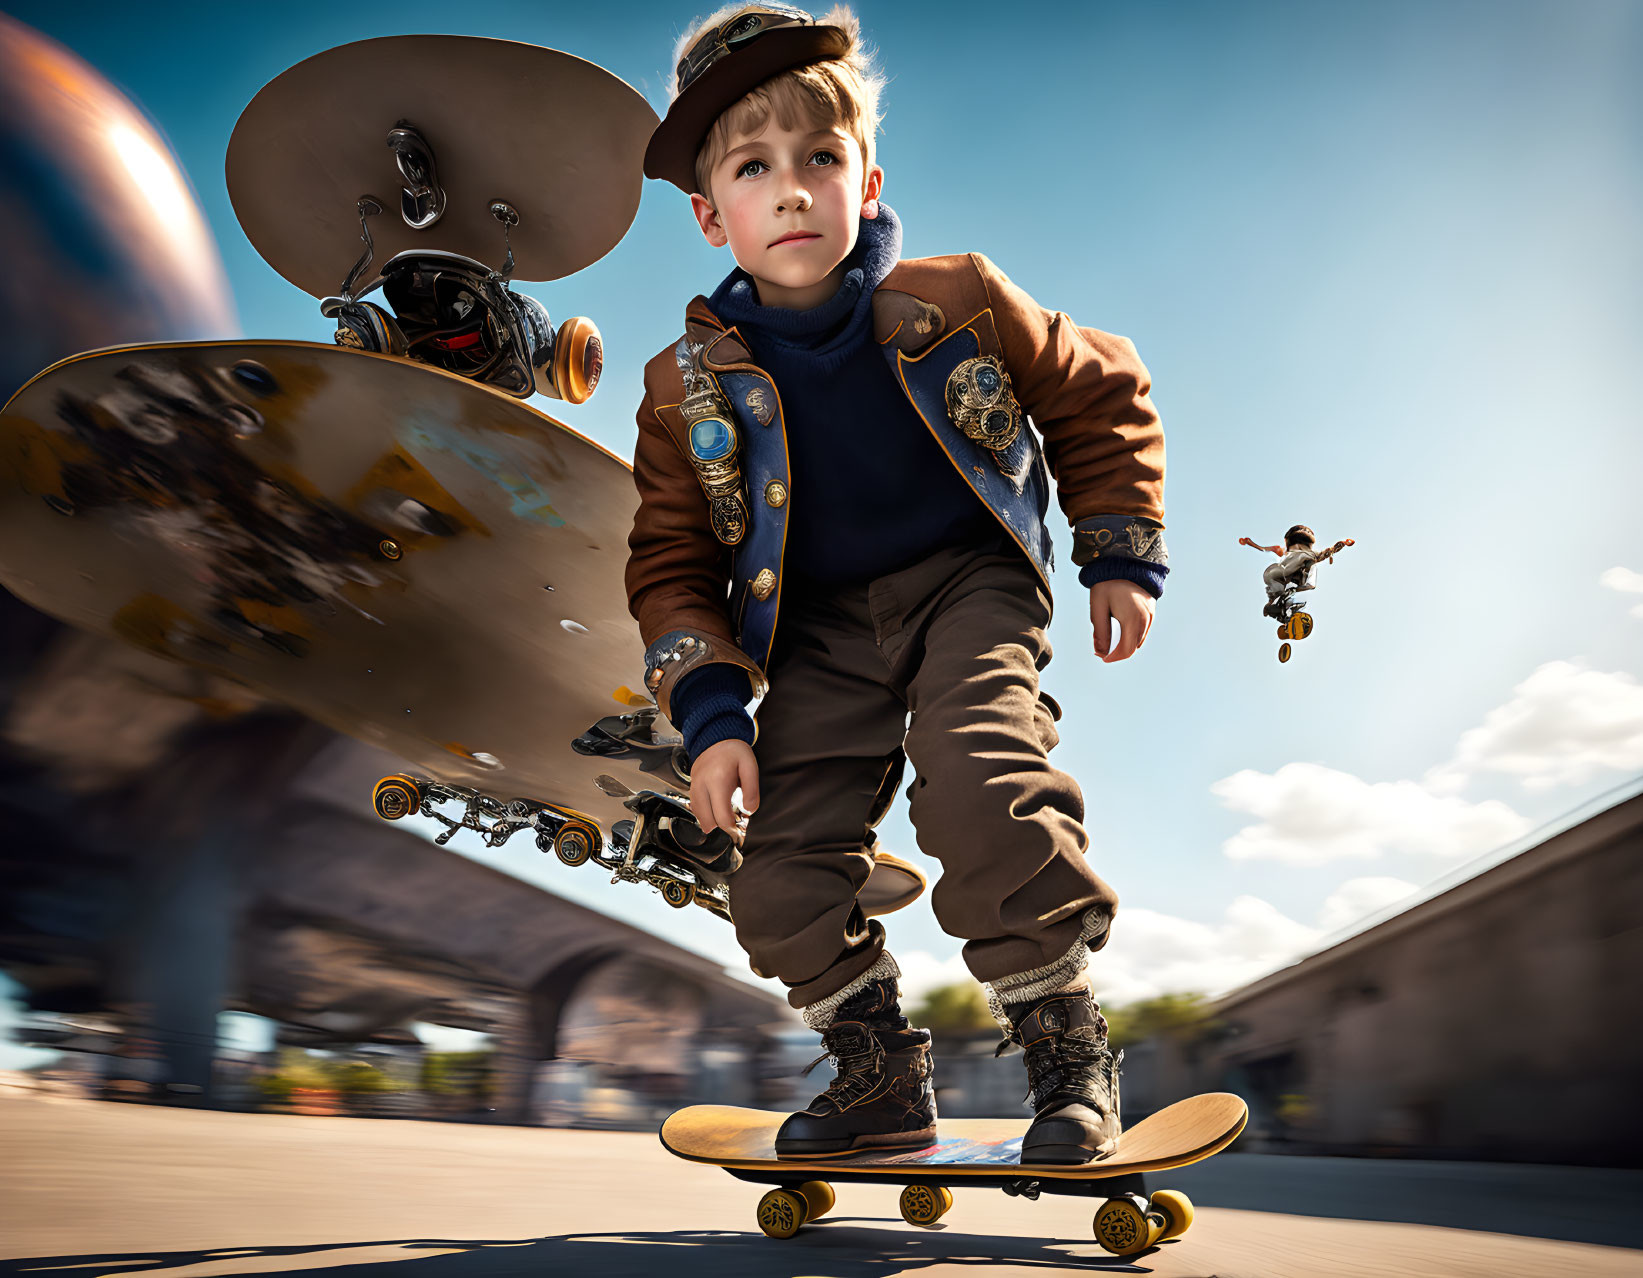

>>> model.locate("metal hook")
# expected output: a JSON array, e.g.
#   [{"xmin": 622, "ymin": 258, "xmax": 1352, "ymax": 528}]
[
  {"xmin": 340, "ymin": 197, "xmax": 384, "ymax": 299},
  {"xmin": 490, "ymin": 201, "xmax": 519, "ymax": 280},
  {"xmin": 388, "ymin": 123, "xmax": 446, "ymax": 230}
]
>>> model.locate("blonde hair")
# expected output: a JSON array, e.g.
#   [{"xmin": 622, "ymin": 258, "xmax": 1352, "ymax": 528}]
[{"xmin": 673, "ymin": 5, "xmax": 885, "ymax": 202}]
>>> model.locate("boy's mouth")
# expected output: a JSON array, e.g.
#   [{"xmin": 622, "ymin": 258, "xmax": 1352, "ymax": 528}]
[{"xmin": 769, "ymin": 231, "xmax": 821, "ymax": 247}]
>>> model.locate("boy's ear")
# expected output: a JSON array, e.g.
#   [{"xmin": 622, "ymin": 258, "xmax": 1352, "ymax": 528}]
[
  {"xmin": 690, "ymin": 192, "xmax": 729, "ymax": 248},
  {"xmin": 861, "ymin": 165, "xmax": 884, "ymax": 219}
]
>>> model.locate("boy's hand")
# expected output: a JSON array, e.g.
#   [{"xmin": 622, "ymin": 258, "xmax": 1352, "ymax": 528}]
[
  {"xmin": 1090, "ymin": 579, "xmax": 1155, "ymax": 663},
  {"xmin": 689, "ymin": 738, "xmax": 760, "ymax": 845}
]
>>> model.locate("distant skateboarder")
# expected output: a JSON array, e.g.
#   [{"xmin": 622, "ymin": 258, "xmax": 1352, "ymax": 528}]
[{"xmin": 1239, "ymin": 525, "xmax": 1354, "ymax": 620}]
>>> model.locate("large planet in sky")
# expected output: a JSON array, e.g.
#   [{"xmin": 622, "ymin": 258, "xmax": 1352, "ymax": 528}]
[{"xmin": 0, "ymin": 12, "xmax": 236, "ymax": 405}]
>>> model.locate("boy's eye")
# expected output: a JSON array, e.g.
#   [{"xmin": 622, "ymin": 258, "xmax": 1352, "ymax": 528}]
[
  {"xmin": 810, "ymin": 150, "xmax": 836, "ymax": 166},
  {"xmin": 737, "ymin": 159, "xmax": 767, "ymax": 178}
]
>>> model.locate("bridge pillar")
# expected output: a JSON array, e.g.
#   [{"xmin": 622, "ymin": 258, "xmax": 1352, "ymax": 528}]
[{"xmin": 111, "ymin": 712, "xmax": 329, "ymax": 1104}]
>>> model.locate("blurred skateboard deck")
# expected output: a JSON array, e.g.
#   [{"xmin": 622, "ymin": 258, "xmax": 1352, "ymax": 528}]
[{"xmin": 0, "ymin": 340, "xmax": 925, "ymax": 916}]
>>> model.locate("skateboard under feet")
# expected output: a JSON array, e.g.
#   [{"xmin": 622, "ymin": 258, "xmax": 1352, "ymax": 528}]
[{"xmin": 660, "ymin": 1092, "xmax": 1247, "ymax": 1257}]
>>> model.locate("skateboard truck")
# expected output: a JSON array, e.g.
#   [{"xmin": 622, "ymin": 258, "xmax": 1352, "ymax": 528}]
[
  {"xmin": 318, "ymin": 237, "xmax": 603, "ymax": 404},
  {"xmin": 372, "ymin": 773, "xmax": 589, "ymax": 850},
  {"xmin": 371, "ymin": 773, "xmax": 735, "ymax": 920},
  {"xmin": 609, "ymin": 791, "xmax": 738, "ymax": 919},
  {"xmin": 572, "ymin": 707, "xmax": 692, "ymax": 789}
]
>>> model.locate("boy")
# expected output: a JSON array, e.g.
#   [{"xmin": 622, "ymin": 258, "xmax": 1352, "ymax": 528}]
[
  {"xmin": 1239, "ymin": 526, "xmax": 1354, "ymax": 618},
  {"xmin": 626, "ymin": 4, "xmax": 1167, "ymax": 1164}
]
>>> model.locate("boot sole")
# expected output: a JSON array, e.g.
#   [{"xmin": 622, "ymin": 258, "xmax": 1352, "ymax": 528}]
[
  {"xmin": 775, "ymin": 1124, "xmax": 938, "ymax": 1160},
  {"xmin": 1021, "ymin": 1137, "xmax": 1119, "ymax": 1165}
]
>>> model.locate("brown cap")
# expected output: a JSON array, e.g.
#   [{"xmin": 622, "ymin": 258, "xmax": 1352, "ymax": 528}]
[{"xmin": 645, "ymin": 5, "xmax": 850, "ymax": 194}]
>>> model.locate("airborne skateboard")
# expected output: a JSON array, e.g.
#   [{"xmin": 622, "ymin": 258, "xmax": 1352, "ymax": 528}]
[
  {"xmin": 660, "ymin": 1092, "xmax": 1247, "ymax": 1257},
  {"xmin": 1274, "ymin": 596, "xmax": 1314, "ymax": 665},
  {"xmin": 0, "ymin": 35, "xmax": 925, "ymax": 923}
]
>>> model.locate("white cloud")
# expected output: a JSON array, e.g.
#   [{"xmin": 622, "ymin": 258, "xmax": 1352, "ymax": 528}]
[
  {"xmin": 1092, "ymin": 895, "xmax": 1322, "ymax": 1004},
  {"xmin": 899, "ymin": 875, "xmax": 1422, "ymax": 1009},
  {"xmin": 1599, "ymin": 566, "xmax": 1643, "ymax": 619},
  {"xmin": 897, "ymin": 950, "xmax": 975, "ymax": 1004},
  {"xmin": 1212, "ymin": 762, "xmax": 1528, "ymax": 865},
  {"xmin": 1430, "ymin": 661, "xmax": 1643, "ymax": 792},
  {"xmin": 1316, "ymin": 875, "xmax": 1419, "ymax": 934},
  {"xmin": 899, "ymin": 897, "xmax": 1322, "ymax": 1009}
]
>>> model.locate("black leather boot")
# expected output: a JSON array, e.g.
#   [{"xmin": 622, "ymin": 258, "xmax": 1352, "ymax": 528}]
[
  {"xmin": 775, "ymin": 979, "xmax": 937, "ymax": 1158},
  {"xmin": 1000, "ymin": 986, "xmax": 1121, "ymax": 1164}
]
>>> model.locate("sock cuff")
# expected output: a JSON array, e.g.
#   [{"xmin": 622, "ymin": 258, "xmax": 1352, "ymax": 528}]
[
  {"xmin": 799, "ymin": 952, "xmax": 902, "ymax": 1031},
  {"xmin": 983, "ymin": 907, "xmax": 1112, "ymax": 1030}
]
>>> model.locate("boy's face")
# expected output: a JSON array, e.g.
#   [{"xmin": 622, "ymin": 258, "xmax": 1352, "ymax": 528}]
[{"xmin": 690, "ymin": 116, "xmax": 884, "ymax": 311}]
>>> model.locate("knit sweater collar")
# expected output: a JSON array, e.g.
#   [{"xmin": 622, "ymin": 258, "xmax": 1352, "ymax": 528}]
[{"xmin": 707, "ymin": 204, "xmax": 902, "ymax": 373}]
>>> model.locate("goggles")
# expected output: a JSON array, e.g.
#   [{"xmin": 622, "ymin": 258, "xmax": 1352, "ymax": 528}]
[{"xmin": 675, "ymin": 4, "xmax": 814, "ymax": 95}]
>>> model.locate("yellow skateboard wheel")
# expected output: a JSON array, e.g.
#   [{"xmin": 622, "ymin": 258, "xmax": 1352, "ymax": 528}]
[
  {"xmin": 372, "ymin": 775, "xmax": 421, "ymax": 821},
  {"xmin": 553, "ymin": 819, "xmax": 600, "ymax": 867},
  {"xmin": 660, "ymin": 879, "xmax": 692, "ymax": 908},
  {"xmin": 1278, "ymin": 642, "xmax": 1292, "ymax": 664},
  {"xmin": 1094, "ymin": 1193, "xmax": 1163, "ymax": 1256},
  {"xmin": 757, "ymin": 1187, "xmax": 807, "ymax": 1239},
  {"xmin": 1287, "ymin": 611, "xmax": 1314, "ymax": 640},
  {"xmin": 798, "ymin": 1180, "xmax": 835, "ymax": 1220},
  {"xmin": 899, "ymin": 1182, "xmax": 951, "ymax": 1227},
  {"xmin": 1148, "ymin": 1189, "xmax": 1194, "ymax": 1241}
]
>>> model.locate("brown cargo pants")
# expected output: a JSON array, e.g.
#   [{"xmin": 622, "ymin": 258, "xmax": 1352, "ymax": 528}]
[{"xmin": 730, "ymin": 538, "xmax": 1118, "ymax": 1016}]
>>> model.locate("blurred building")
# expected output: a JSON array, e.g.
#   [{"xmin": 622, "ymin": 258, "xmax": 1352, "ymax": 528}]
[
  {"xmin": 1133, "ymin": 787, "xmax": 1643, "ymax": 1166},
  {"xmin": 2, "ymin": 731, "xmax": 794, "ymax": 1120}
]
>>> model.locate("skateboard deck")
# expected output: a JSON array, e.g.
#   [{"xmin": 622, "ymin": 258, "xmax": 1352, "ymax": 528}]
[
  {"xmin": 661, "ymin": 1093, "xmax": 1247, "ymax": 1254},
  {"xmin": 0, "ymin": 340, "xmax": 925, "ymax": 917},
  {"xmin": 226, "ymin": 36, "xmax": 658, "ymax": 295}
]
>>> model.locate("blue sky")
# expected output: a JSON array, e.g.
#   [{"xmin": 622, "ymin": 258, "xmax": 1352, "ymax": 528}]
[{"xmin": 4, "ymin": 0, "xmax": 1641, "ymax": 1049}]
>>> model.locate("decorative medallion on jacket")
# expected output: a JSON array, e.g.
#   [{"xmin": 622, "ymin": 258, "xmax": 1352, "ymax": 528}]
[
  {"xmin": 675, "ymin": 335, "xmax": 748, "ymax": 545},
  {"xmin": 945, "ymin": 355, "xmax": 1023, "ymax": 454}
]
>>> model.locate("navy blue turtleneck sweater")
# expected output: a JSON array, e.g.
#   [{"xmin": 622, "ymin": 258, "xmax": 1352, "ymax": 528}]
[
  {"xmin": 708, "ymin": 206, "xmax": 997, "ymax": 586},
  {"xmin": 669, "ymin": 207, "xmax": 1165, "ymax": 762}
]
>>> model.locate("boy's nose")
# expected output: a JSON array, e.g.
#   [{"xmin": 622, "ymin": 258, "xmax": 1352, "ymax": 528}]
[{"xmin": 776, "ymin": 189, "xmax": 812, "ymax": 214}]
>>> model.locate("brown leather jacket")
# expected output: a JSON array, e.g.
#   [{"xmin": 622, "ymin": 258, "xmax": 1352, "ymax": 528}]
[{"xmin": 625, "ymin": 252, "xmax": 1164, "ymax": 717}]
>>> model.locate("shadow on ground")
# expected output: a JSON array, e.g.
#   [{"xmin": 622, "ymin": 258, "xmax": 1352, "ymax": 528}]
[
  {"xmin": 0, "ymin": 1226, "xmax": 1169, "ymax": 1278},
  {"xmin": 1166, "ymin": 1153, "xmax": 1643, "ymax": 1250}
]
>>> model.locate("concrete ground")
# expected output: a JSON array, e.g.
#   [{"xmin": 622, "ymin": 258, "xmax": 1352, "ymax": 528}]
[{"xmin": 2, "ymin": 1097, "xmax": 1641, "ymax": 1278}]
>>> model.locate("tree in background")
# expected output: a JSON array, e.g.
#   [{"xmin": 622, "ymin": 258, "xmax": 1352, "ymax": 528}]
[
  {"xmin": 908, "ymin": 983, "xmax": 996, "ymax": 1036},
  {"xmin": 421, "ymin": 1049, "xmax": 495, "ymax": 1101},
  {"xmin": 907, "ymin": 984, "xmax": 1219, "ymax": 1049},
  {"xmin": 1103, "ymin": 993, "xmax": 1216, "ymax": 1049}
]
